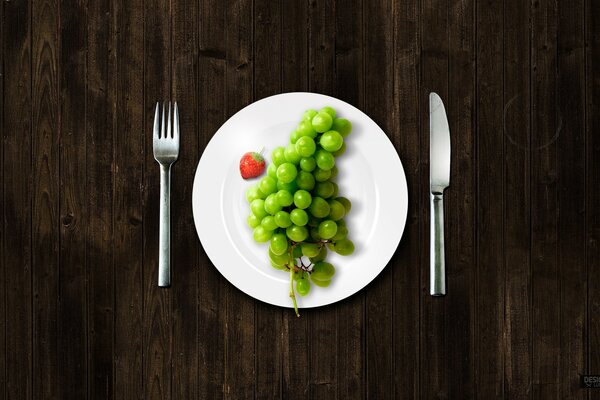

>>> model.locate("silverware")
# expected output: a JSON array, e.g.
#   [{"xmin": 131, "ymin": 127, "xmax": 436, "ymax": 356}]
[
  {"xmin": 153, "ymin": 102, "xmax": 180, "ymax": 287},
  {"xmin": 429, "ymin": 93, "xmax": 451, "ymax": 296}
]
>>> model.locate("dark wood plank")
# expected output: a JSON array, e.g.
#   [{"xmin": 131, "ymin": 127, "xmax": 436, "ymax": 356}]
[
  {"xmin": 391, "ymin": 0, "xmax": 421, "ymax": 397},
  {"xmin": 557, "ymin": 0, "xmax": 587, "ymax": 398},
  {"xmin": 446, "ymin": 0, "xmax": 476, "ymax": 397},
  {"xmin": 3, "ymin": 0, "xmax": 34, "ymax": 398},
  {"xmin": 197, "ymin": 0, "xmax": 228, "ymax": 396},
  {"xmin": 171, "ymin": 0, "xmax": 199, "ymax": 398},
  {"xmin": 420, "ymin": 0, "xmax": 449, "ymax": 396},
  {"xmin": 142, "ymin": 0, "xmax": 172, "ymax": 397},
  {"xmin": 31, "ymin": 0, "xmax": 60, "ymax": 397},
  {"xmin": 475, "ymin": 0, "xmax": 505, "ymax": 396},
  {"xmin": 364, "ymin": 0, "xmax": 395, "ymax": 398},
  {"xmin": 113, "ymin": 0, "xmax": 145, "ymax": 397},
  {"xmin": 503, "ymin": 0, "xmax": 532, "ymax": 397},
  {"xmin": 253, "ymin": 0, "xmax": 284, "ymax": 398},
  {"xmin": 86, "ymin": 0, "xmax": 116, "ymax": 397},
  {"xmin": 0, "ymin": 0, "xmax": 4, "ymax": 396},
  {"xmin": 223, "ymin": 0, "xmax": 255, "ymax": 398},
  {"xmin": 334, "ymin": 0, "xmax": 366, "ymax": 398},
  {"xmin": 280, "ymin": 2, "xmax": 311, "ymax": 399},
  {"xmin": 58, "ymin": 0, "xmax": 88, "ymax": 397}
]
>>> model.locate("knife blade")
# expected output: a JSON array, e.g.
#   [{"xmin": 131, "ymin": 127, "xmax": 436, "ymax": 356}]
[{"xmin": 429, "ymin": 92, "xmax": 451, "ymax": 296}]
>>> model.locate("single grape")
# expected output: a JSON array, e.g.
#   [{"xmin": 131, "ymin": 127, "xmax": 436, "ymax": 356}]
[
  {"xmin": 330, "ymin": 165, "xmax": 338, "ymax": 179},
  {"xmin": 320, "ymin": 106, "xmax": 336, "ymax": 119},
  {"xmin": 276, "ymin": 190, "xmax": 294, "ymax": 207},
  {"xmin": 296, "ymin": 278, "xmax": 311, "ymax": 296},
  {"xmin": 269, "ymin": 247, "xmax": 289, "ymax": 266},
  {"xmin": 336, "ymin": 196, "xmax": 352, "ymax": 213},
  {"xmin": 332, "ymin": 225, "xmax": 348, "ymax": 241},
  {"xmin": 300, "ymin": 157, "xmax": 317, "ymax": 172},
  {"xmin": 333, "ymin": 239, "xmax": 355, "ymax": 256},
  {"xmin": 261, "ymin": 215, "xmax": 278, "ymax": 231},
  {"xmin": 270, "ymin": 259, "xmax": 287, "ymax": 270},
  {"xmin": 293, "ymin": 246, "xmax": 303, "ymax": 258},
  {"xmin": 295, "ymin": 136, "xmax": 316, "ymax": 157},
  {"xmin": 284, "ymin": 144, "xmax": 302, "ymax": 164},
  {"xmin": 303, "ymin": 109, "xmax": 318, "ymax": 122},
  {"xmin": 307, "ymin": 217, "xmax": 322, "ymax": 227},
  {"xmin": 267, "ymin": 163, "xmax": 278, "ymax": 178},
  {"xmin": 246, "ymin": 186, "xmax": 265, "ymax": 202},
  {"xmin": 315, "ymin": 150, "xmax": 335, "ymax": 170},
  {"xmin": 274, "ymin": 211, "xmax": 293, "ymax": 228},
  {"xmin": 310, "ymin": 277, "xmax": 331, "ymax": 287},
  {"xmin": 311, "ymin": 112, "xmax": 333, "ymax": 133},
  {"xmin": 290, "ymin": 129, "xmax": 300, "ymax": 144},
  {"xmin": 277, "ymin": 179, "xmax": 298, "ymax": 192},
  {"xmin": 290, "ymin": 208, "xmax": 309, "ymax": 226},
  {"xmin": 253, "ymin": 226, "xmax": 272, "ymax": 243},
  {"xmin": 331, "ymin": 182, "xmax": 339, "ymax": 197},
  {"xmin": 264, "ymin": 194, "xmax": 282, "ymax": 215},
  {"xmin": 301, "ymin": 243, "xmax": 321, "ymax": 257},
  {"xmin": 286, "ymin": 225, "xmax": 309, "ymax": 242},
  {"xmin": 310, "ymin": 227, "xmax": 321, "ymax": 241},
  {"xmin": 308, "ymin": 197, "xmax": 330, "ymax": 218},
  {"xmin": 328, "ymin": 199, "xmax": 345, "ymax": 220},
  {"xmin": 332, "ymin": 117, "xmax": 352, "ymax": 137},
  {"xmin": 250, "ymin": 199, "xmax": 268, "ymax": 219},
  {"xmin": 276, "ymin": 163, "xmax": 298, "ymax": 183},
  {"xmin": 310, "ymin": 246, "xmax": 328, "ymax": 263},
  {"xmin": 311, "ymin": 261, "xmax": 335, "ymax": 281},
  {"xmin": 319, "ymin": 130, "xmax": 343, "ymax": 152},
  {"xmin": 332, "ymin": 142, "xmax": 346, "ymax": 157},
  {"xmin": 247, "ymin": 214, "xmax": 261, "ymax": 228},
  {"xmin": 270, "ymin": 233, "xmax": 288, "ymax": 255},
  {"xmin": 296, "ymin": 171, "xmax": 315, "ymax": 191},
  {"xmin": 271, "ymin": 146, "xmax": 287, "ymax": 166},
  {"xmin": 293, "ymin": 190, "xmax": 312, "ymax": 209},
  {"xmin": 297, "ymin": 120, "xmax": 318, "ymax": 139},
  {"xmin": 318, "ymin": 220, "xmax": 337, "ymax": 239},
  {"xmin": 315, "ymin": 181, "xmax": 334, "ymax": 198},
  {"xmin": 313, "ymin": 168, "xmax": 331, "ymax": 182},
  {"xmin": 259, "ymin": 176, "xmax": 277, "ymax": 195}
]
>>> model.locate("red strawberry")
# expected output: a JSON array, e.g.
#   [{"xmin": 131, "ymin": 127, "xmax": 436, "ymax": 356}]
[{"xmin": 239, "ymin": 151, "xmax": 266, "ymax": 179}]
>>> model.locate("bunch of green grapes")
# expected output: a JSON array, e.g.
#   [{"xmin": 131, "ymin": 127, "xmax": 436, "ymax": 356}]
[{"xmin": 245, "ymin": 106, "xmax": 355, "ymax": 316}]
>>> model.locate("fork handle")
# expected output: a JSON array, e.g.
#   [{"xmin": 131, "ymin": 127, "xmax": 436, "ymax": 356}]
[{"xmin": 159, "ymin": 164, "xmax": 171, "ymax": 287}]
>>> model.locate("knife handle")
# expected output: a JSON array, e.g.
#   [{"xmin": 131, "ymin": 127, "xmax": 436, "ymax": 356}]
[{"xmin": 430, "ymin": 192, "xmax": 446, "ymax": 296}]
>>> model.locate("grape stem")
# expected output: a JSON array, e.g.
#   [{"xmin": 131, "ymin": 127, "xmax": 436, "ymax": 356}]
[{"xmin": 288, "ymin": 246, "xmax": 300, "ymax": 317}]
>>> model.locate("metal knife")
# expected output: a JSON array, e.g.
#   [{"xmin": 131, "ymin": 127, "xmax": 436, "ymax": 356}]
[{"xmin": 429, "ymin": 92, "xmax": 451, "ymax": 296}]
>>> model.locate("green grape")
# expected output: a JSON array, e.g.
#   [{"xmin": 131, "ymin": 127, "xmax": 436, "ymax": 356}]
[
  {"xmin": 270, "ymin": 233, "xmax": 288, "ymax": 255},
  {"xmin": 284, "ymin": 144, "xmax": 302, "ymax": 164},
  {"xmin": 313, "ymin": 168, "xmax": 331, "ymax": 182},
  {"xmin": 318, "ymin": 220, "xmax": 337, "ymax": 239},
  {"xmin": 250, "ymin": 199, "xmax": 268, "ymax": 219},
  {"xmin": 276, "ymin": 163, "xmax": 298, "ymax": 183},
  {"xmin": 310, "ymin": 227, "xmax": 322, "ymax": 241},
  {"xmin": 293, "ymin": 190, "xmax": 312, "ymax": 209},
  {"xmin": 310, "ymin": 277, "xmax": 331, "ymax": 287},
  {"xmin": 332, "ymin": 142, "xmax": 346, "ymax": 157},
  {"xmin": 315, "ymin": 150, "xmax": 335, "ymax": 170},
  {"xmin": 328, "ymin": 199, "xmax": 346, "ymax": 220},
  {"xmin": 270, "ymin": 248, "xmax": 290, "ymax": 267},
  {"xmin": 307, "ymin": 217, "xmax": 322, "ymax": 227},
  {"xmin": 310, "ymin": 246, "xmax": 328, "ymax": 263},
  {"xmin": 332, "ymin": 117, "xmax": 352, "ymax": 137},
  {"xmin": 296, "ymin": 171, "xmax": 315, "ymax": 191},
  {"xmin": 276, "ymin": 190, "xmax": 294, "ymax": 207},
  {"xmin": 296, "ymin": 278, "xmax": 311, "ymax": 296},
  {"xmin": 332, "ymin": 225, "xmax": 348, "ymax": 241},
  {"xmin": 311, "ymin": 261, "xmax": 335, "ymax": 280},
  {"xmin": 319, "ymin": 130, "xmax": 343, "ymax": 152},
  {"xmin": 264, "ymin": 194, "xmax": 282, "ymax": 215},
  {"xmin": 293, "ymin": 246, "xmax": 303, "ymax": 258},
  {"xmin": 246, "ymin": 186, "xmax": 265, "ymax": 202},
  {"xmin": 330, "ymin": 165, "xmax": 338, "ymax": 179},
  {"xmin": 271, "ymin": 146, "xmax": 287, "ymax": 166},
  {"xmin": 274, "ymin": 211, "xmax": 292, "ymax": 228},
  {"xmin": 331, "ymin": 182, "xmax": 339, "ymax": 197},
  {"xmin": 261, "ymin": 215, "xmax": 278, "ymax": 231},
  {"xmin": 303, "ymin": 109, "xmax": 318, "ymax": 122},
  {"xmin": 259, "ymin": 176, "xmax": 277, "ymax": 195},
  {"xmin": 337, "ymin": 219, "xmax": 346, "ymax": 228},
  {"xmin": 297, "ymin": 120, "xmax": 318, "ymax": 139},
  {"xmin": 267, "ymin": 163, "xmax": 278, "ymax": 178},
  {"xmin": 286, "ymin": 225, "xmax": 309, "ymax": 242},
  {"xmin": 336, "ymin": 196, "xmax": 352, "ymax": 213},
  {"xmin": 300, "ymin": 157, "xmax": 316, "ymax": 172},
  {"xmin": 293, "ymin": 270, "xmax": 304, "ymax": 281},
  {"xmin": 311, "ymin": 112, "xmax": 333, "ymax": 133},
  {"xmin": 295, "ymin": 136, "xmax": 316, "ymax": 157},
  {"xmin": 308, "ymin": 197, "xmax": 330, "ymax": 218},
  {"xmin": 247, "ymin": 214, "xmax": 261, "ymax": 228},
  {"xmin": 277, "ymin": 179, "xmax": 298, "ymax": 192},
  {"xmin": 320, "ymin": 106, "xmax": 336, "ymax": 119},
  {"xmin": 290, "ymin": 208, "xmax": 309, "ymax": 226},
  {"xmin": 333, "ymin": 239, "xmax": 355, "ymax": 255},
  {"xmin": 315, "ymin": 181, "xmax": 334, "ymax": 198},
  {"xmin": 301, "ymin": 243, "xmax": 321, "ymax": 257},
  {"xmin": 290, "ymin": 129, "xmax": 300, "ymax": 144},
  {"xmin": 270, "ymin": 259, "xmax": 287, "ymax": 270},
  {"xmin": 253, "ymin": 226, "xmax": 272, "ymax": 243}
]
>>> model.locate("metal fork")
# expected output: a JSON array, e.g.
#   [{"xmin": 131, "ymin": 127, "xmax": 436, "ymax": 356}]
[{"xmin": 153, "ymin": 102, "xmax": 179, "ymax": 287}]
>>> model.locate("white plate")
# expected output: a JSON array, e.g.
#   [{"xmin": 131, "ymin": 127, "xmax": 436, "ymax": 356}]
[{"xmin": 192, "ymin": 92, "xmax": 408, "ymax": 308}]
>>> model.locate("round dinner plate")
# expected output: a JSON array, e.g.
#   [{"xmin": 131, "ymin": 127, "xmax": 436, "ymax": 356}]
[{"xmin": 192, "ymin": 92, "xmax": 408, "ymax": 308}]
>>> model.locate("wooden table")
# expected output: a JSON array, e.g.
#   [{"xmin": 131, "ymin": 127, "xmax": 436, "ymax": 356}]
[{"xmin": 1, "ymin": 0, "xmax": 598, "ymax": 398}]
